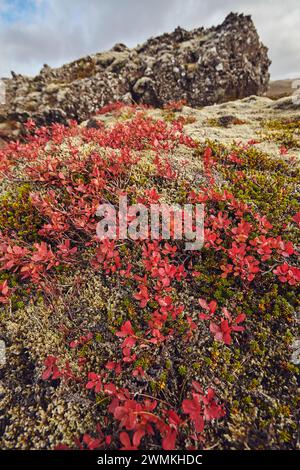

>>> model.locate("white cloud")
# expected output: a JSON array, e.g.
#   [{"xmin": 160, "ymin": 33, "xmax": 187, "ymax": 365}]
[{"xmin": 0, "ymin": 0, "xmax": 299, "ymax": 79}]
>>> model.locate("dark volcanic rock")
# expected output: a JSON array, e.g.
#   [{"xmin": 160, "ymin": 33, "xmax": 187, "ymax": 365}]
[{"xmin": 0, "ymin": 12, "xmax": 270, "ymax": 140}]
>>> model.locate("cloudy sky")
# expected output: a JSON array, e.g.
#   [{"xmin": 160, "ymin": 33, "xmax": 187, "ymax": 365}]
[{"xmin": 0, "ymin": 0, "xmax": 299, "ymax": 79}]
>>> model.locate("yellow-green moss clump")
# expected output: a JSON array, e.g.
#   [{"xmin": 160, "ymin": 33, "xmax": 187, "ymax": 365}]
[
  {"xmin": 259, "ymin": 118, "xmax": 300, "ymax": 149},
  {"xmin": 0, "ymin": 184, "xmax": 43, "ymax": 242},
  {"xmin": 209, "ymin": 143, "xmax": 300, "ymax": 233}
]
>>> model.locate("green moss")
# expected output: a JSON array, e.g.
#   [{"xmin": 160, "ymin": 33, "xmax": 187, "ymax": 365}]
[
  {"xmin": 258, "ymin": 288, "xmax": 294, "ymax": 320},
  {"xmin": 205, "ymin": 116, "xmax": 247, "ymax": 128},
  {"xmin": 0, "ymin": 184, "xmax": 43, "ymax": 242},
  {"xmin": 279, "ymin": 430, "xmax": 292, "ymax": 443},
  {"xmin": 150, "ymin": 369, "xmax": 168, "ymax": 393},
  {"xmin": 134, "ymin": 356, "xmax": 151, "ymax": 370},
  {"xmin": 209, "ymin": 143, "xmax": 300, "ymax": 231},
  {"xmin": 178, "ymin": 365, "xmax": 188, "ymax": 376},
  {"xmin": 161, "ymin": 111, "xmax": 177, "ymax": 123},
  {"xmin": 243, "ymin": 396, "xmax": 253, "ymax": 405},
  {"xmin": 259, "ymin": 119, "xmax": 300, "ymax": 149}
]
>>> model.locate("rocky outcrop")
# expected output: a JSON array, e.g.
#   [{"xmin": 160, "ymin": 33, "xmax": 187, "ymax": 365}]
[{"xmin": 0, "ymin": 13, "xmax": 270, "ymax": 142}]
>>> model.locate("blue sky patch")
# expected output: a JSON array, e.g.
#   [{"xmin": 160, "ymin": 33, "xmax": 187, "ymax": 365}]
[{"xmin": 0, "ymin": 0, "xmax": 41, "ymax": 24}]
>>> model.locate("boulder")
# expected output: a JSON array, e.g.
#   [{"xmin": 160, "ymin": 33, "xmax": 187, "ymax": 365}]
[{"xmin": 1, "ymin": 12, "xmax": 271, "ymax": 139}]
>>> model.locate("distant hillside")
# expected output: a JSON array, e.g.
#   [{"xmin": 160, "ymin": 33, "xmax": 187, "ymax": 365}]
[{"xmin": 267, "ymin": 78, "xmax": 300, "ymax": 99}]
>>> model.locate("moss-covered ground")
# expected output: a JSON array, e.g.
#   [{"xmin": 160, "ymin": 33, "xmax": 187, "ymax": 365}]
[{"xmin": 0, "ymin": 103, "xmax": 299, "ymax": 450}]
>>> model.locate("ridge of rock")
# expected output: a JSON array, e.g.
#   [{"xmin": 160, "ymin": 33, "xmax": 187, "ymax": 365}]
[{"xmin": 0, "ymin": 12, "xmax": 271, "ymax": 143}]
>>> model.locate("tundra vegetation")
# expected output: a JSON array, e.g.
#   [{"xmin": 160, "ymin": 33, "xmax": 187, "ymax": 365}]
[{"xmin": 0, "ymin": 101, "xmax": 299, "ymax": 450}]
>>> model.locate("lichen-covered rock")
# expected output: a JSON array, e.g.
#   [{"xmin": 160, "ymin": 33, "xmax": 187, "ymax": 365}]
[{"xmin": 0, "ymin": 12, "xmax": 270, "ymax": 143}]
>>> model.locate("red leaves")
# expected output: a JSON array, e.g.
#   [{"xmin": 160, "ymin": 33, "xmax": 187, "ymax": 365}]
[
  {"xmin": 42, "ymin": 356, "xmax": 76, "ymax": 382},
  {"xmin": 57, "ymin": 239, "xmax": 77, "ymax": 261},
  {"xmin": 138, "ymin": 187, "xmax": 160, "ymax": 204},
  {"xmin": 250, "ymin": 235, "xmax": 273, "ymax": 261},
  {"xmin": 116, "ymin": 321, "xmax": 138, "ymax": 362},
  {"xmin": 0, "ymin": 240, "xmax": 65, "ymax": 285},
  {"xmin": 163, "ymin": 99, "xmax": 186, "ymax": 112},
  {"xmin": 162, "ymin": 242, "xmax": 177, "ymax": 257},
  {"xmin": 24, "ymin": 118, "xmax": 36, "ymax": 131},
  {"xmin": 78, "ymin": 375, "xmax": 224, "ymax": 450},
  {"xmin": 97, "ymin": 101, "xmax": 126, "ymax": 115},
  {"xmin": 275, "ymin": 239, "xmax": 295, "ymax": 258},
  {"xmin": 122, "ymin": 347, "xmax": 137, "ymax": 364},
  {"xmin": 70, "ymin": 332, "xmax": 93, "ymax": 349},
  {"xmin": 292, "ymin": 211, "xmax": 300, "ymax": 228},
  {"xmin": 254, "ymin": 214, "xmax": 273, "ymax": 234},
  {"xmin": 209, "ymin": 316, "xmax": 244, "ymax": 345},
  {"xmin": 111, "ymin": 396, "xmax": 170, "ymax": 449},
  {"xmin": 86, "ymin": 372, "xmax": 102, "ymax": 393},
  {"xmin": 162, "ymin": 409, "xmax": 181, "ymax": 450},
  {"xmin": 0, "ymin": 244, "xmax": 29, "ymax": 272},
  {"xmin": 209, "ymin": 308, "xmax": 246, "ymax": 345},
  {"xmin": 152, "ymin": 259, "xmax": 186, "ymax": 288},
  {"xmin": 0, "ymin": 280, "xmax": 11, "ymax": 304},
  {"xmin": 58, "ymin": 427, "xmax": 112, "ymax": 450},
  {"xmin": 210, "ymin": 211, "xmax": 231, "ymax": 231},
  {"xmin": 202, "ymin": 387, "xmax": 225, "ymax": 421},
  {"xmin": 273, "ymin": 263, "xmax": 300, "ymax": 285},
  {"xmin": 132, "ymin": 365, "xmax": 145, "ymax": 378},
  {"xmin": 116, "ymin": 320, "xmax": 135, "ymax": 339},
  {"xmin": 133, "ymin": 286, "xmax": 150, "ymax": 308},
  {"xmin": 92, "ymin": 240, "xmax": 121, "ymax": 274},
  {"xmin": 42, "ymin": 356, "xmax": 61, "ymax": 380},
  {"xmin": 226, "ymin": 242, "xmax": 260, "ymax": 282},
  {"xmin": 182, "ymin": 382, "xmax": 224, "ymax": 434},
  {"xmin": 0, "ymin": 280, "xmax": 9, "ymax": 295},
  {"xmin": 231, "ymin": 220, "xmax": 252, "ymax": 243},
  {"xmin": 182, "ymin": 394, "xmax": 204, "ymax": 433},
  {"xmin": 203, "ymin": 146, "xmax": 215, "ymax": 179},
  {"xmin": 106, "ymin": 360, "xmax": 122, "ymax": 375},
  {"xmin": 79, "ymin": 426, "xmax": 112, "ymax": 450},
  {"xmin": 119, "ymin": 432, "xmax": 138, "ymax": 450},
  {"xmin": 250, "ymin": 235, "xmax": 295, "ymax": 263},
  {"xmin": 199, "ymin": 299, "xmax": 246, "ymax": 345},
  {"xmin": 280, "ymin": 145, "xmax": 288, "ymax": 155},
  {"xmin": 162, "ymin": 428, "xmax": 177, "ymax": 450},
  {"xmin": 88, "ymin": 113, "xmax": 194, "ymax": 153},
  {"xmin": 114, "ymin": 399, "xmax": 141, "ymax": 429},
  {"xmin": 198, "ymin": 299, "xmax": 217, "ymax": 320},
  {"xmin": 82, "ymin": 434, "xmax": 103, "ymax": 450}
]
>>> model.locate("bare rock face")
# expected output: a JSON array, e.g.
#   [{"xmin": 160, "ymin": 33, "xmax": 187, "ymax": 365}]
[{"xmin": 0, "ymin": 13, "xmax": 270, "ymax": 142}]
